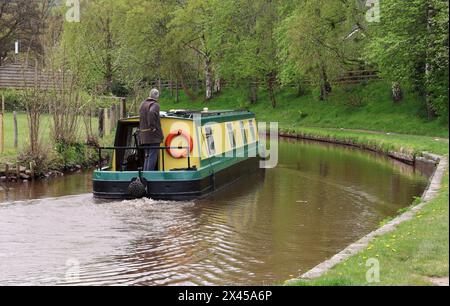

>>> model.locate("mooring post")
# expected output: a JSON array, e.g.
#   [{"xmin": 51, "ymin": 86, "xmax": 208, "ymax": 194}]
[{"xmin": 13, "ymin": 111, "xmax": 18, "ymax": 148}]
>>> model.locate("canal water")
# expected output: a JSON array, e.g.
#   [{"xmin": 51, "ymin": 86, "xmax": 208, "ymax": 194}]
[{"xmin": 0, "ymin": 139, "xmax": 429, "ymax": 285}]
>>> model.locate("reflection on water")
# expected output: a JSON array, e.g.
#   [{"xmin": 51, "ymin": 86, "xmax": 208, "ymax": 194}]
[{"xmin": 0, "ymin": 139, "xmax": 429, "ymax": 285}]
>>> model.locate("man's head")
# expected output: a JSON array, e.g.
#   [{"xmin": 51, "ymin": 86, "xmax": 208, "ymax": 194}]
[{"xmin": 150, "ymin": 88, "xmax": 160, "ymax": 101}]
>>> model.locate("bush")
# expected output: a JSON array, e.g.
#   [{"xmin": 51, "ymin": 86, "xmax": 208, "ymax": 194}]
[
  {"xmin": 0, "ymin": 89, "xmax": 26, "ymax": 111},
  {"xmin": 17, "ymin": 146, "xmax": 50, "ymax": 176},
  {"xmin": 54, "ymin": 140, "xmax": 90, "ymax": 170}
]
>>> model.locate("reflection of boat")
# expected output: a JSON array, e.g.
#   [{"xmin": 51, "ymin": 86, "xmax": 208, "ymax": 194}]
[{"xmin": 93, "ymin": 110, "xmax": 261, "ymax": 201}]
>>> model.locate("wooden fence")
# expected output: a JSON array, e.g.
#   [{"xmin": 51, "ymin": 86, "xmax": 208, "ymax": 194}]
[
  {"xmin": 0, "ymin": 62, "xmax": 60, "ymax": 90},
  {"xmin": 148, "ymin": 70, "xmax": 380, "ymax": 90}
]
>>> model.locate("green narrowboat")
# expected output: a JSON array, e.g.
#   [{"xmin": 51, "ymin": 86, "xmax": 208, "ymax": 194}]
[{"xmin": 93, "ymin": 109, "xmax": 261, "ymax": 201}]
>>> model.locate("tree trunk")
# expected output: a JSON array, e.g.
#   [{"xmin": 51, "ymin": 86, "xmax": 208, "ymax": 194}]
[
  {"xmin": 319, "ymin": 65, "xmax": 331, "ymax": 101},
  {"xmin": 105, "ymin": 17, "xmax": 113, "ymax": 92},
  {"xmin": 214, "ymin": 76, "xmax": 221, "ymax": 94},
  {"xmin": 249, "ymin": 80, "xmax": 258, "ymax": 104},
  {"xmin": 205, "ymin": 56, "xmax": 213, "ymax": 101},
  {"xmin": 425, "ymin": 4, "xmax": 437, "ymax": 120},
  {"xmin": 391, "ymin": 82, "xmax": 403, "ymax": 103},
  {"xmin": 267, "ymin": 72, "xmax": 277, "ymax": 108},
  {"xmin": 175, "ymin": 79, "xmax": 179, "ymax": 103},
  {"xmin": 196, "ymin": 55, "xmax": 201, "ymax": 93}
]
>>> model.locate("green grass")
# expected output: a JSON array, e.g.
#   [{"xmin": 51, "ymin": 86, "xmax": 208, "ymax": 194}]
[
  {"xmin": 0, "ymin": 113, "xmax": 52, "ymax": 162},
  {"xmin": 158, "ymin": 81, "xmax": 448, "ymax": 138},
  {"xmin": 0, "ymin": 113, "xmax": 103, "ymax": 163},
  {"xmin": 288, "ymin": 174, "xmax": 449, "ymax": 286},
  {"xmin": 286, "ymin": 126, "xmax": 449, "ymax": 156}
]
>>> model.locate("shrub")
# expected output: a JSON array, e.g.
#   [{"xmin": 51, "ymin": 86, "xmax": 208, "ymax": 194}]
[{"xmin": 0, "ymin": 89, "xmax": 26, "ymax": 111}]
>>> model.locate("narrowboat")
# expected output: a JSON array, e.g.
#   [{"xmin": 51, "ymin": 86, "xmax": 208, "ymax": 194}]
[{"xmin": 93, "ymin": 110, "xmax": 261, "ymax": 201}]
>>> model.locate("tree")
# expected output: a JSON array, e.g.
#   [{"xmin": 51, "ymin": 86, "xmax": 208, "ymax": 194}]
[
  {"xmin": 61, "ymin": 0, "xmax": 128, "ymax": 92},
  {"xmin": 120, "ymin": 0, "xmax": 179, "ymax": 88},
  {"xmin": 0, "ymin": 0, "xmax": 53, "ymax": 65},
  {"xmin": 169, "ymin": 0, "xmax": 217, "ymax": 101},
  {"xmin": 209, "ymin": 0, "xmax": 283, "ymax": 107},
  {"xmin": 366, "ymin": 0, "xmax": 449, "ymax": 120},
  {"xmin": 281, "ymin": 0, "xmax": 366, "ymax": 100}
]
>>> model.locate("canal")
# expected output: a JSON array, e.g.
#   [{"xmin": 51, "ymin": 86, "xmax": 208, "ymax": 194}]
[{"xmin": 0, "ymin": 139, "xmax": 429, "ymax": 285}]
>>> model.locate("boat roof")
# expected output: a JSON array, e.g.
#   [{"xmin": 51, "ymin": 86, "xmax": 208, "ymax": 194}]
[{"xmin": 120, "ymin": 109, "xmax": 255, "ymax": 122}]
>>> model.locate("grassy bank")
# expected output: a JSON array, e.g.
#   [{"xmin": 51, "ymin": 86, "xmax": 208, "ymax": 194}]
[
  {"xmin": 159, "ymin": 81, "xmax": 448, "ymax": 138},
  {"xmin": 284, "ymin": 127, "xmax": 449, "ymax": 156}
]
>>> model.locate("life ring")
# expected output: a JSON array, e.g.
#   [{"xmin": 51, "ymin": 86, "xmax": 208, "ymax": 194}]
[{"xmin": 165, "ymin": 129, "xmax": 194, "ymax": 158}]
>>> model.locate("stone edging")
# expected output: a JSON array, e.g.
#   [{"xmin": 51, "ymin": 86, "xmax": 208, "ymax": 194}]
[{"xmin": 285, "ymin": 140, "xmax": 448, "ymax": 281}]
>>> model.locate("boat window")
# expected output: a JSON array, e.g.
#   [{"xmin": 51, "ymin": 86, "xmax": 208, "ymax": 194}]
[
  {"xmin": 240, "ymin": 121, "xmax": 247, "ymax": 145},
  {"xmin": 205, "ymin": 126, "xmax": 216, "ymax": 156},
  {"xmin": 248, "ymin": 120, "xmax": 256, "ymax": 142},
  {"xmin": 226, "ymin": 123, "xmax": 236, "ymax": 149}
]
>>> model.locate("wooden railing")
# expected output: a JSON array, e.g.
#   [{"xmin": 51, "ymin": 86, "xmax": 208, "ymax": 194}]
[{"xmin": 147, "ymin": 70, "xmax": 380, "ymax": 90}]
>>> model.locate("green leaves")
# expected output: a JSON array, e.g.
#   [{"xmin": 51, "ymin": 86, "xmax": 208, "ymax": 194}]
[
  {"xmin": 366, "ymin": 0, "xmax": 449, "ymax": 119},
  {"xmin": 55, "ymin": 0, "xmax": 448, "ymax": 118}
]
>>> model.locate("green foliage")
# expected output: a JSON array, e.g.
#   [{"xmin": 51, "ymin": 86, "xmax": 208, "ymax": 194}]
[
  {"xmin": 0, "ymin": 89, "xmax": 25, "ymax": 111},
  {"xmin": 55, "ymin": 0, "xmax": 448, "ymax": 121},
  {"xmin": 366, "ymin": 0, "xmax": 449, "ymax": 119},
  {"xmin": 54, "ymin": 140, "xmax": 97, "ymax": 170}
]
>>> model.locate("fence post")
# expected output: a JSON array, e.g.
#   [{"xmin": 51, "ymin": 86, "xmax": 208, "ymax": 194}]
[
  {"xmin": 110, "ymin": 105, "xmax": 116, "ymax": 131},
  {"xmin": 112, "ymin": 105, "xmax": 116, "ymax": 131},
  {"xmin": 13, "ymin": 111, "xmax": 18, "ymax": 148},
  {"xmin": 98, "ymin": 108, "xmax": 104, "ymax": 138},
  {"xmin": 0, "ymin": 94, "xmax": 4, "ymax": 153},
  {"xmin": 104, "ymin": 107, "xmax": 110, "ymax": 136},
  {"xmin": 120, "ymin": 98, "xmax": 127, "ymax": 119}
]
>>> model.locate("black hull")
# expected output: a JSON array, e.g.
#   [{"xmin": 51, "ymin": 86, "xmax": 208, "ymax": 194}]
[{"xmin": 93, "ymin": 158, "xmax": 261, "ymax": 201}]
